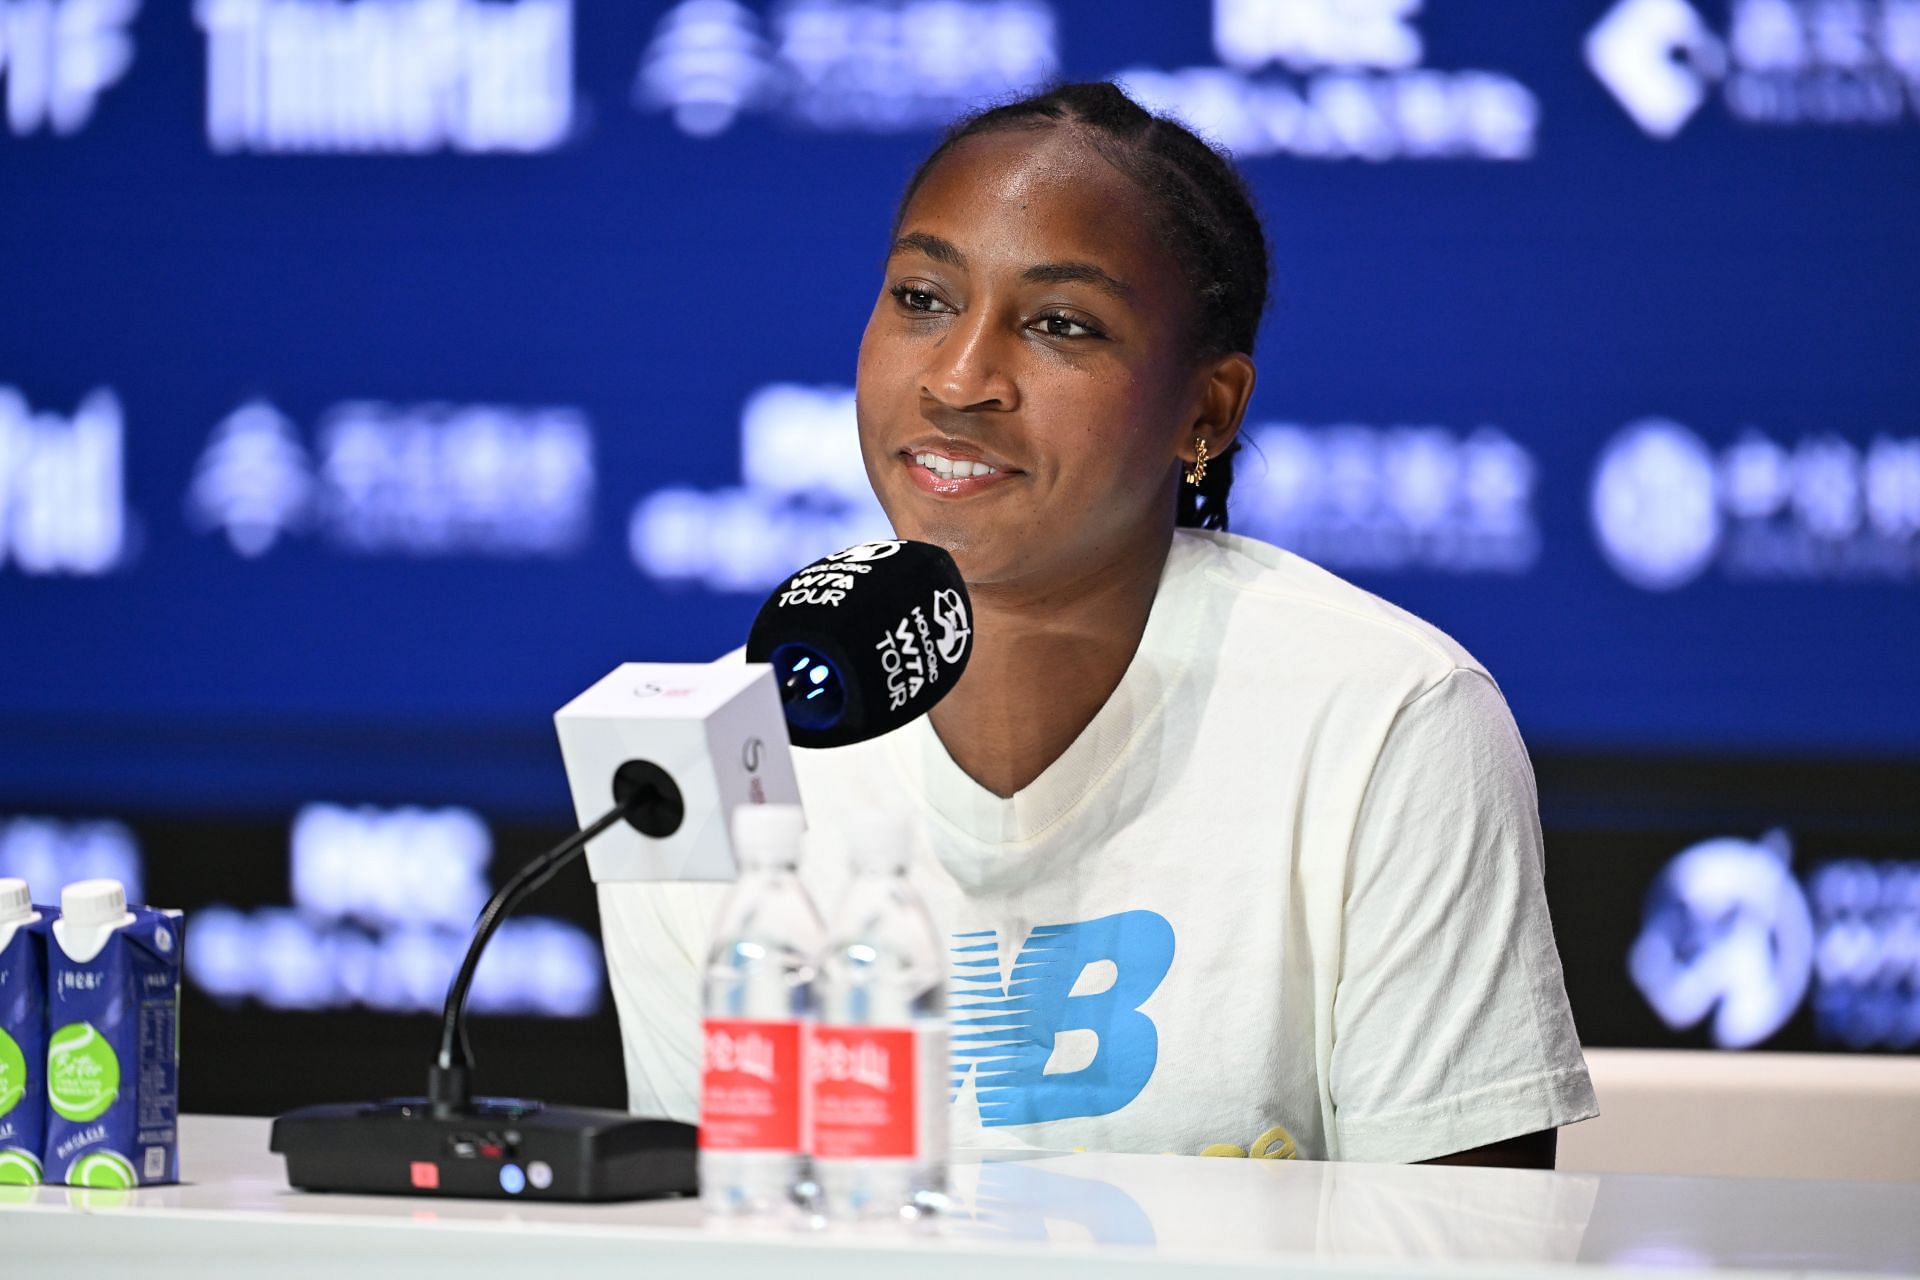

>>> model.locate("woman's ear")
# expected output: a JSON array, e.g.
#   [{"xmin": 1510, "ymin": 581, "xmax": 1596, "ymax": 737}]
[{"xmin": 1181, "ymin": 352, "xmax": 1257, "ymax": 469}]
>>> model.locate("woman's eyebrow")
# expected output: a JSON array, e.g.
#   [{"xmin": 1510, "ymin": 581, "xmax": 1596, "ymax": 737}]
[
  {"xmin": 888, "ymin": 234, "xmax": 1133, "ymax": 301},
  {"xmin": 1020, "ymin": 261, "xmax": 1134, "ymax": 301},
  {"xmin": 890, "ymin": 232, "xmax": 967, "ymax": 269}
]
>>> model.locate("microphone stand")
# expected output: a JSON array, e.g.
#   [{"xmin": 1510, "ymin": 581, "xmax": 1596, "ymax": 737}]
[{"xmin": 271, "ymin": 762, "xmax": 699, "ymax": 1202}]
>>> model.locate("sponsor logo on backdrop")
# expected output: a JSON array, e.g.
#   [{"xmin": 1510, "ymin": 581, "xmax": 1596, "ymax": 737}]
[
  {"xmin": 0, "ymin": 0, "xmax": 139, "ymax": 137},
  {"xmin": 187, "ymin": 803, "xmax": 603, "ymax": 1016},
  {"xmin": 0, "ymin": 385, "xmax": 129, "ymax": 576},
  {"xmin": 1630, "ymin": 830, "xmax": 1814, "ymax": 1048},
  {"xmin": 1588, "ymin": 0, "xmax": 1920, "ymax": 136},
  {"xmin": 636, "ymin": 0, "xmax": 1057, "ymax": 136},
  {"xmin": 629, "ymin": 382, "xmax": 891, "ymax": 591},
  {"xmin": 1809, "ymin": 857, "xmax": 1920, "ymax": 1050},
  {"xmin": 195, "ymin": 0, "xmax": 574, "ymax": 153},
  {"xmin": 1233, "ymin": 421, "xmax": 1540, "ymax": 575},
  {"xmin": 1632, "ymin": 831, "xmax": 1920, "ymax": 1051},
  {"xmin": 1591, "ymin": 417, "xmax": 1920, "ymax": 589},
  {"xmin": 187, "ymin": 398, "xmax": 594, "ymax": 558},
  {"xmin": 0, "ymin": 816, "xmax": 143, "ymax": 904},
  {"xmin": 1117, "ymin": 0, "xmax": 1540, "ymax": 161}
]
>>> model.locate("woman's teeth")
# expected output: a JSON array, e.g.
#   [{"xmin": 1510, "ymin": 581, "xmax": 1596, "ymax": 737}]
[{"xmin": 915, "ymin": 452, "xmax": 998, "ymax": 480}]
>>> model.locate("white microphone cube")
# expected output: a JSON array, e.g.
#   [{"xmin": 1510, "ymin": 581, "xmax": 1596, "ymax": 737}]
[{"xmin": 553, "ymin": 662, "xmax": 800, "ymax": 882}]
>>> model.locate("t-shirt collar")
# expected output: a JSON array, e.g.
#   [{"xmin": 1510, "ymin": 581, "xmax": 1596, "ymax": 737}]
[{"xmin": 886, "ymin": 532, "xmax": 1209, "ymax": 857}]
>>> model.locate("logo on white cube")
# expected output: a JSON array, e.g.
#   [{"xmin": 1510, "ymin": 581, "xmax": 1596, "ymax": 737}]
[{"xmin": 553, "ymin": 662, "xmax": 799, "ymax": 882}]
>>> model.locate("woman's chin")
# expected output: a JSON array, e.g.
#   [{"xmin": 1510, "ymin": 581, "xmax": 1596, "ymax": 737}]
[{"xmin": 878, "ymin": 508, "xmax": 1023, "ymax": 586}]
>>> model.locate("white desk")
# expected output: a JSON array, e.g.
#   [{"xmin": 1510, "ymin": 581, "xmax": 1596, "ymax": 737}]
[{"xmin": 2, "ymin": 1115, "xmax": 1915, "ymax": 1278}]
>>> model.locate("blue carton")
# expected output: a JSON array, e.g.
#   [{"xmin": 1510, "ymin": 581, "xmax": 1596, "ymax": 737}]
[
  {"xmin": 0, "ymin": 904, "xmax": 50, "ymax": 1185},
  {"xmin": 47, "ymin": 904, "xmax": 183, "ymax": 1188}
]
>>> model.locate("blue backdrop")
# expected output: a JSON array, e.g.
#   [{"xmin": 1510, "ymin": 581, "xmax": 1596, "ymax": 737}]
[{"xmin": 4, "ymin": 0, "xmax": 1918, "ymax": 820}]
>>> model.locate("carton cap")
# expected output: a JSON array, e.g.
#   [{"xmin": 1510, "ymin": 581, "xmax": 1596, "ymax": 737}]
[
  {"xmin": 61, "ymin": 878, "xmax": 129, "ymax": 927},
  {"xmin": 0, "ymin": 877, "xmax": 30, "ymax": 924}
]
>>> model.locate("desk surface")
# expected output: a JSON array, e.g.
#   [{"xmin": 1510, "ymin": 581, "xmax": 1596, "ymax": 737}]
[{"xmin": 2, "ymin": 1115, "xmax": 1916, "ymax": 1278}]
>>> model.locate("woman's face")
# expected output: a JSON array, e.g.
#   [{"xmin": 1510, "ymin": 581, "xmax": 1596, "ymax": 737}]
[{"xmin": 855, "ymin": 127, "xmax": 1220, "ymax": 589}]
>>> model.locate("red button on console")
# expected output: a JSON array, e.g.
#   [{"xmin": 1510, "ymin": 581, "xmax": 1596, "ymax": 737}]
[{"xmin": 410, "ymin": 1161, "xmax": 440, "ymax": 1190}]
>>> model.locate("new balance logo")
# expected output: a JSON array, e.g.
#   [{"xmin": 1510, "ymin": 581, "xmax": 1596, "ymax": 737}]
[{"xmin": 949, "ymin": 911, "xmax": 1175, "ymax": 1127}]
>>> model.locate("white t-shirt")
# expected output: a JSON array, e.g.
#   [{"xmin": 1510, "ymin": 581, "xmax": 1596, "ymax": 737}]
[{"xmin": 598, "ymin": 529, "xmax": 1598, "ymax": 1163}]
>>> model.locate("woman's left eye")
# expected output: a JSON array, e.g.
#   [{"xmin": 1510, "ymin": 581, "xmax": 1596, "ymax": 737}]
[
  {"xmin": 1033, "ymin": 311, "xmax": 1103, "ymax": 340},
  {"xmin": 888, "ymin": 284, "xmax": 951, "ymax": 314}
]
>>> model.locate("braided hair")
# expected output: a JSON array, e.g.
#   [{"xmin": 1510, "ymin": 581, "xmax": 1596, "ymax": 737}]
[{"xmin": 892, "ymin": 82, "xmax": 1270, "ymax": 531}]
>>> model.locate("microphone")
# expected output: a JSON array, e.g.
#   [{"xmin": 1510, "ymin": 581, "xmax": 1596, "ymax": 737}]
[
  {"xmin": 271, "ymin": 540, "xmax": 971, "ymax": 1203},
  {"xmin": 747, "ymin": 538, "xmax": 973, "ymax": 748}
]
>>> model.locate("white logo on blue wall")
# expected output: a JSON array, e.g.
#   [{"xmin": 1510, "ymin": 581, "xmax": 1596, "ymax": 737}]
[
  {"xmin": 0, "ymin": 0, "xmax": 140, "ymax": 137},
  {"xmin": 196, "ymin": 0, "xmax": 575, "ymax": 154},
  {"xmin": 186, "ymin": 400, "xmax": 311, "ymax": 557},
  {"xmin": 1629, "ymin": 830, "xmax": 1814, "ymax": 1049},
  {"xmin": 1119, "ymin": 0, "xmax": 1541, "ymax": 162},
  {"xmin": 634, "ymin": 0, "xmax": 773, "ymax": 137},
  {"xmin": 188, "ymin": 399, "xmax": 594, "ymax": 560},
  {"xmin": 1588, "ymin": 0, "xmax": 1920, "ymax": 136},
  {"xmin": 628, "ymin": 382, "xmax": 892, "ymax": 591},
  {"xmin": 0, "ymin": 386, "xmax": 129, "ymax": 577},
  {"xmin": 1234, "ymin": 421, "xmax": 1540, "ymax": 575},
  {"xmin": 1591, "ymin": 419, "xmax": 1721, "ymax": 590},
  {"xmin": 1586, "ymin": 0, "xmax": 1726, "ymax": 137},
  {"xmin": 636, "ymin": 0, "xmax": 1058, "ymax": 137},
  {"xmin": 950, "ymin": 911, "xmax": 1174, "ymax": 1127},
  {"xmin": 1591, "ymin": 418, "xmax": 1920, "ymax": 587}
]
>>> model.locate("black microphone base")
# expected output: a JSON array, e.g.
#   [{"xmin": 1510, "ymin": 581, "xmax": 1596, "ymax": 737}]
[{"xmin": 270, "ymin": 1097, "xmax": 697, "ymax": 1202}]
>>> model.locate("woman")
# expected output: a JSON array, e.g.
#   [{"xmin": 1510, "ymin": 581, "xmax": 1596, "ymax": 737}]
[{"xmin": 602, "ymin": 82, "xmax": 1595, "ymax": 1168}]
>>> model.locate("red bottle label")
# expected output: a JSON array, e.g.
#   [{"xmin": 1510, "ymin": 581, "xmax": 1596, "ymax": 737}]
[
  {"xmin": 807, "ymin": 1026, "xmax": 918, "ymax": 1160},
  {"xmin": 699, "ymin": 1018, "xmax": 803, "ymax": 1152}
]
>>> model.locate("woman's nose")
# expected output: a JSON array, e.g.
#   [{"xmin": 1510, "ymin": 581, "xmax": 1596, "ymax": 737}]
[{"xmin": 921, "ymin": 305, "xmax": 1019, "ymax": 413}]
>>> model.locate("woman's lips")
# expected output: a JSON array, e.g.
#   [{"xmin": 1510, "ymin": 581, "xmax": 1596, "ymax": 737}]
[{"xmin": 898, "ymin": 450, "xmax": 1021, "ymax": 498}]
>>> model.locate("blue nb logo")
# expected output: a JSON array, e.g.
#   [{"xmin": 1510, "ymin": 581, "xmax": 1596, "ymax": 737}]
[{"xmin": 949, "ymin": 911, "xmax": 1175, "ymax": 1127}]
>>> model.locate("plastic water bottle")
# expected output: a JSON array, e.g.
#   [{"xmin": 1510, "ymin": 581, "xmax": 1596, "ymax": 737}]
[
  {"xmin": 699, "ymin": 804, "xmax": 825, "ymax": 1217},
  {"xmin": 810, "ymin": 810, "xmax": 948, "ymax": 1221}
]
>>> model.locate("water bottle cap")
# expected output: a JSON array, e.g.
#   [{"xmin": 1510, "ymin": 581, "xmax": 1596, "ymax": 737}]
[
  {"xmin": 846, "ymin": 810, "xmax": 911, "ymax": 874},
  {"xmin": 731, "ymin": 804, "xmax": 806, "ymax": 868},
  {"xmin": 0, "ymin": 878, "xmax": 31, "ymax": 924},
  {"xmin": 61, "ymin": 879, "xmax": 129, "ymax": 927}
]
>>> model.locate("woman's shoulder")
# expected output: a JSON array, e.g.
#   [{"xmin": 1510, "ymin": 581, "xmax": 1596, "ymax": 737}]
[{"xmin": 1167, "ymin": 528, "xmax": 1488, "ymax": 690}]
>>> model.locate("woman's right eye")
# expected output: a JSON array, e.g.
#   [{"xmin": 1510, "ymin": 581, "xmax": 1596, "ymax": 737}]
[{"xmin": 889, "ymin": 283, "xmax": 952, "ymax": 314}]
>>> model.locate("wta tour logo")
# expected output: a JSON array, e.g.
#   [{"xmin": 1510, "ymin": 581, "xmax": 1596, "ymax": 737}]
[
  {"xmin": 1629, "ymin": 831, "xmax": 1813, "ymax": 1049},
  {"xmin": 1631, "ymin": 831, "xmax": 1920, "ymax": 1050}
]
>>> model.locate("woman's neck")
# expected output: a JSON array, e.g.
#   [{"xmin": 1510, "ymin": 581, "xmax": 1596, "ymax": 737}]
[{"xmin": 928, "ymin": 524, "xmax": 1175, "ymax": 798}]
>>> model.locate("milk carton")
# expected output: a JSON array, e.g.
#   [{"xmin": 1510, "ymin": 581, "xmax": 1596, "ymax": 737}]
[
  {"xmin": 46, "ymin": 880, "xmax": 182, "ymax": 1188},
  {"xmin": 0, "ymin": 879, "xmax": 49, "ymax": 1185}
]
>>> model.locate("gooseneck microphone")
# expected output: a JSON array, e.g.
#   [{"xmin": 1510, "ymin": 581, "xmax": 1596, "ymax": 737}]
[
  {"xmin": 747, "ymin": 539, "xmax": 973, "ymax": 748},
  {"xmin": 272, "ymin": 540, "xmax": 971, "ymax": 1203}
]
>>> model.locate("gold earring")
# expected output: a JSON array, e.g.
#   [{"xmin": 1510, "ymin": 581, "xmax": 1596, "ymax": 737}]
[{"xmin": 1185, "ymin": 437, "xmax": 1209, "ymax": 486}]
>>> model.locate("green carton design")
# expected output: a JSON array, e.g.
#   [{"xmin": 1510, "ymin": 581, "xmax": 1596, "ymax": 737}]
[
  {"xmin": 46, "ymin": 907, "xmax": 182, "ymax": 1186},
  {"xmin": 48, "ymin": 1023, "xmax": 119, "ymax": 1123}
]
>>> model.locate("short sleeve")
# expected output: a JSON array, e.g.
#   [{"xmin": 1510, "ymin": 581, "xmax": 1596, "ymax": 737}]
[
  {"xmin": 1328, "ymin": 668, "xmax": 1597, "ymax": 1163},
  {"xmin": 596, "ymin": 880, "xmax": 727, "ymax": 1122}
]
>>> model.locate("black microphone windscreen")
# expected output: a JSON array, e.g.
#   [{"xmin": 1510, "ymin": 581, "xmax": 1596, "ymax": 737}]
[{"xmin": 745, "ymin": 540, "xmax": 972, "ymax": 748}]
